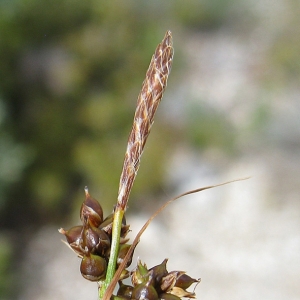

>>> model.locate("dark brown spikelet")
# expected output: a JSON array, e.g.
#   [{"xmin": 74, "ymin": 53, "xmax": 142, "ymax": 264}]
[
  {"xmin": 117, "ymin": 31, "xmax": 174, "ymax": 210},
  {"xmin": 80, "ymin": 186, "xmax": 103, "ymax": 227},
  {"xmin": 114, "ymin": 259, "xmax": 199, "ymax": 300}
]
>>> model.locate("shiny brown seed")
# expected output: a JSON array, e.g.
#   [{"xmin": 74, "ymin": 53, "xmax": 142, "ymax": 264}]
[
  {"xmin": 80, "ymin": 253, "xmax": 107, "ymax": 281},
  {"xmin": 82, "ymin": 223, "xmax": 110, "ymax": 255},
  {"xmin": 131, "ymin": 270, "xmax": 159, "ymax": 300},
  {"xmin": 131, "ymin": 282, "xmax": 159, "ymax": 300},
  {"xmin": 117, "ymin": 282, "xmax": 133, "ymax": 299},
  {"xmin": 82, "ymin": 224, "xmax": 100, "ymax": 252}
]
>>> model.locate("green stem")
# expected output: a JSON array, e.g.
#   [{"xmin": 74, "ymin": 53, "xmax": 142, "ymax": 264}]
[{"xmin": 99, "ymin": 208, "xmax": 124, "ymax": 299}]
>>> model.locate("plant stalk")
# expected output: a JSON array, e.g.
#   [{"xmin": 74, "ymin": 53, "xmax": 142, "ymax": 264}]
[{"xmin": 99, "ymin": 207, "xmax": 124, "ymax": 299}]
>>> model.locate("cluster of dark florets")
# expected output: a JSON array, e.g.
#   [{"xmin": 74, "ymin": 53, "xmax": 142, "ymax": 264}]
[
  {"xmin": 114, "ymin": 259, "xmax": 200, "ymax": 300},
  {"xmin": 59, "ymin": 187, "xmax": 131, "ymax": 281},
  {"xmin": 59, "ymin": 189, "xmax": 199, "ymax": 299}
]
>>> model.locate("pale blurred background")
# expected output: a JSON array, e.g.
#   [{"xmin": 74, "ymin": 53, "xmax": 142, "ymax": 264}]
[{"xmin": 0, "ymin": 0, "xmax": 299, "ymax": 299}]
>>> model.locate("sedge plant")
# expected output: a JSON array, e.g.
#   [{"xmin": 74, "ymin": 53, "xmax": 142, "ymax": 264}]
[{"xmin": 59, "ymin": 31, "xmax": 248, "ymax": 300}]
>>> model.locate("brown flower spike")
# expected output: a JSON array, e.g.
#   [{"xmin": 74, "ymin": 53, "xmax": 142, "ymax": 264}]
[
  {"xmin": 102, "ymin": 30, "xmax": 174, "ymax": 299},
  {"xmin": 117, "ymin": 30, "xmax": 174, "ymax": 211}
]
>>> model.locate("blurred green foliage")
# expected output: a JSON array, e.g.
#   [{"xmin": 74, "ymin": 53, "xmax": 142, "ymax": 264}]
[
  {"xmin": 185, "ymin": 101, "xmax": 236, "ymax": 153},
  {"xmin": 0, "ymin": 234, "xmax": 13, "ymax": 299},
  {"xmin": 0, "ymin": 0, "xmax": 240, "ymax": 230},
  {"xmin": 0, "ymin": 0, "xmax": 169, "ymax": 228}
]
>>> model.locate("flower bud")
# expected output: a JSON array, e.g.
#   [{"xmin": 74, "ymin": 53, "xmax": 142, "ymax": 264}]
[
  {"xmin": 82, "ymin": 224, "xmax": 110, "ymax": 255},
  {"xmin": 80, "ymin": 187, "xmax": 103, "ymax": 227},
  {"xmin": 132, "ymin": 281, "xmax": 158, "ymax": 300},
  {"xmin": 149, "ymin": 258, "xmax": 168, "ymax": 288},
  {"xmin": 80, "ymin": 253, "xmax": 107, "ymax": 281},
  {"xmin": 131, "ymin": 260, "xmax": 149, "ymax": 286},
  {"xmin": 58, "ymin": 226, "xmax": 84, "ymax": 256},
  {"xmin": 117, "ymin": 282, "xmax": 133, "ymax": 299}
]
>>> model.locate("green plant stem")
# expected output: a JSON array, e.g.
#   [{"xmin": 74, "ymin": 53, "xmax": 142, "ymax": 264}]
[{"xmin": 99, "ymin": 207, "xmax": 124, "ymax": 299}]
